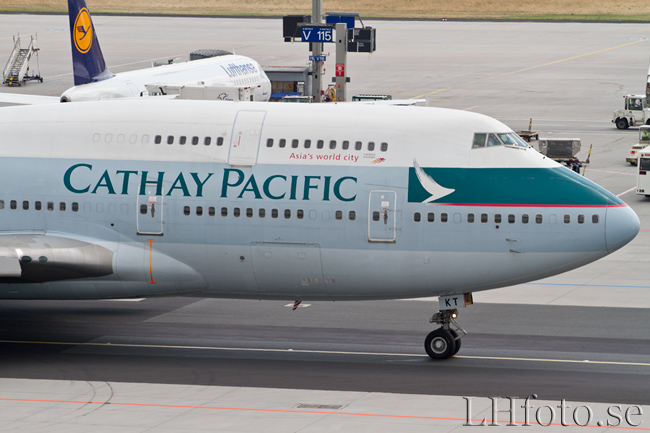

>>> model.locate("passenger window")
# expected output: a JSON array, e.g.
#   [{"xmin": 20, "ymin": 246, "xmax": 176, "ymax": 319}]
[
  {"xmin": 60, "ymin": 202, "xmax": 66, "ymax": 211},
  {"xmin": 349, "ymin": 210, "xmax": 356, "ymax": 221},
  {"xmin": 155, "ymin": 135, "xmax": 162, "ymax": 144},
  {"xmin": 427, "ymin": 212, "xmax": 435, "ymax": 222},
  {"xmin": 217, "ymin": 137, "xmax": 224, "ymax": 146},
  {"xmin": 368, "ymin": 141, "xmax": 375, "ymax": 151},
  {"xmin": 578, "ymin": 214, "xmax": 585, "ymax": 224},
  {"xmin": 184, "ymin": 206, "xmax": 190, "ymax": 216},
  {"xmin": 304, "ymin": 139, "xmax": 312, "ymax": 149},
  {"xmin": 564, "ymin": 214, "xmax": 570, "ymax": 224},
  {"xmin": 10, "ymin": 200, "xmax": 16, "ymax": 210},
  {"xmin": 142, "ymin": 135, "xmax": 150, "ymax": 144},
  {"xmin": 297, "ymin": 209, "xmax": 304, "ymax": 219},
  {"xmin": 259, "ymin": 209, "xmax": 266, "ymax": 218},
  {"xmin": 167, "ymin": 136, "xmax": 174, "ymax": 145},
  {"xmin": 355, "ymin": 141, "xmax": 362, "ymax": 150},
  {"xmin": 233, "ymin": 207, "xmax": 241, "ymax": 217},
  {"xmin": 317, "ymin": 140, "xmax": 324, "ymax": 149},
  {"xmin": 180, "ymin": 136, "xmax": 187, "ymax": 145},
  {"xmin": 72, "ymin": 202, "xmax": 79, "ymax": 212},
  {"xmin": 266, "ymin": 138, "xmax": 274, "ymax": 148},
  {"xmin": 330, "ymin": 140, "xmax": 336, "ymax": 150},
  {"xmin": 35, "ymin": 201, "xmax": 41, "ymax": 211},
  {"xmin": 473, "ymin": 133, "xmax": 487, "ymax": 148},
  {"xmin": 284, "ymin": 209, "xmax": 291, "ymax": 219},
  {"xmin": 381, "ymin": 142, "xmax": 388, "ymax": 152},
  {"xmin": 272, "ymin": 209, "xmax": 279, "ymax": 218},
  {"xmin": 22, "ymin": 201, "xmax": 29, "ymax": 210},
  {"xmin": 522, "ymin": 214, "xmax": 529, "ymax": 224},
  {"xmin": 592, "ymin": 214, "xmax": 599, "ymax": 224},
  {"xmin": 196, "ymin": 206, "xmax": 203, "ymax": 216},
  {"xmin": 140, "ymin": 204, "xmax": 148, "ymax": 214},
  {"xmin": 508, "ymin": 214, "xmax": 515, "ymax": 224},
  {"xmin": 536, "ymin": 214, "xmax": 543, "ymax": 224},
  {"xmin": 291, "ymin": 139, "xmax": 299, "ymax": 148},
  {"xmin": 441, "ymin": 213, "xmax": 448, "ymax": 223},
  {"xmin": 246, "ymin": 208, "xmax": 253, "ymax": 218},
  {"xmin": 47, "ymin": 201, "xmax": 54, "ymax": 211},
  {"xmin": 204, "ymin": 137, "xmax": 211, "ymax": 146},
  {"xmin": 0, "ymin": 200, "xmax": 4, "ymax": 210},
  {"xmin": 342, "ymin": 140, "xmax": 350, "ymax": 150},
  {"xmin": 494, "ymin": 214, "xmax": 502, "ymax": 224},
  {"xmin": 221, "ymin": 207, "xmax": 228, "ymax": 217},
  {"xmin": 480, "ymin": 213, "xmax": 488, "ymax": 223},
  {"xmin": 487, "ymin": 133, "xmax": 501, "ymax": 147},
  {"xmin": 279, "ymin": 139, "xmax": 286, "ymax": 148},
  {"xmin": 414, "ymin": 212, "xmax": 421, "ymax": 222},
  {"xmin": 372, "ymin": 211, "xmax": 380, "ymax": 221},
  {"xmin": 208, "ymin": 207, "xmax": 215, "ymax": 216},
  {"xmin": 192, "ymin": 136, "xmax": 199, "ymax": 145},
  {"xmin": 467, "ymin": 213, "xmax": 474, "ymax": 223}
]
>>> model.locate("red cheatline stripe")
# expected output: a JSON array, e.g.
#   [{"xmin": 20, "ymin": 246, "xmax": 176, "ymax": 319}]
[
  {"xmin": 430, "ymin": 203, "xmax": 628, "ymax": 208},
  {"xmin": 0, "ymin": 398, "xmax": 648, "ymax": 429}
]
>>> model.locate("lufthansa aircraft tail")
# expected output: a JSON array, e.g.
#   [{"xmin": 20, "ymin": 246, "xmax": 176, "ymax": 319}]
[{"xmin": 68, "ymin": 0, "xmax": 115, "ymax": 85}]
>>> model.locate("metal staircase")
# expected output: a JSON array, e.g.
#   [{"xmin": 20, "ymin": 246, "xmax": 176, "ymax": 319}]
[{"xmin": 3, "ymin": 34, "xmax": 42, "ymax": 86}]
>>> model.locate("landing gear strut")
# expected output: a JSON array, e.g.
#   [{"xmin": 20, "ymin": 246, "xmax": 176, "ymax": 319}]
[{"xmin": 425, "ymin": 308, "xmax": 467, "ymax": 360}]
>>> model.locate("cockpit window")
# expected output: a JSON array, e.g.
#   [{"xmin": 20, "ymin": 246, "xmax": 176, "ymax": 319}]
[
  {"xmin": 472, "ymin": 132, "xmax": 528, "ymax": 149},
  {"xmin": 507, "ymin": 133, "xmax": 529, "ymax": 147},
  {"xmin": 498, "ymin": 133, "xmax": 516, "ymax": 145},
  {"xmin": 487, "ymin": 133, "xmax": 501, "ymax": 147},
  {"xmin": 473, "ymin": 133, "xmax": 486, "ymax": 148}
]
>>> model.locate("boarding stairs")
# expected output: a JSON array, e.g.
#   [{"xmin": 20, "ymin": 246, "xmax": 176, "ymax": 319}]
[{"xmin": 3, "ymin": 34, "xmax": 42, "ymax": 86}]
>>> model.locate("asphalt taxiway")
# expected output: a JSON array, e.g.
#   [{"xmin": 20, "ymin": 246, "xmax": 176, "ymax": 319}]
[{"xmin": 0, "ymin": 15, "xmax": 649, "ymax": 432}]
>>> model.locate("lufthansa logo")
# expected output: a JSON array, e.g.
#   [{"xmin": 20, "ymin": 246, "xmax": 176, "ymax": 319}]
[{"xmin": 73, "ymin": 8, "xmax": 93, "ymax": 54}]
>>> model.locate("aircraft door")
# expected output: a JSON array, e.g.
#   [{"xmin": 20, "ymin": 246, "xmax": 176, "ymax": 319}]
[
  {"xmin": 229, "ymin": 110, "xmax": 266, "ymax": 166},
  {"xmin": 368, "ymin": 190, "xmax": 397, "ymax": 242},
  {"xmin": 137, "ymin": 189, "xmax": 164, "ymax": 235}
]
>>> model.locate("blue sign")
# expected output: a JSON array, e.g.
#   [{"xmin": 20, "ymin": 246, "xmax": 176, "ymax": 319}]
[
  {"xmin": 309, "ymin": 55, "xmax": 327, "ymax": 62},
  {"xmin": 301, "ymin": 26, "xmax": 334, "ymax": 43}
]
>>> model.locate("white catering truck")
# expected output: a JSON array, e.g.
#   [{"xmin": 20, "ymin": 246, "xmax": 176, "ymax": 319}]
[{"xmin": 636, "ymin": 148, "xmax": 650, "ymax": 197}]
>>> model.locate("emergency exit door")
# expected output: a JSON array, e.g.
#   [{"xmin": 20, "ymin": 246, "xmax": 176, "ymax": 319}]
[
  {"xmin": 368, "ymin": 190, "xmax": 396, "ymax": 242},
  {"xmin": 229, "ymin": 111, "xmax": 266, "ymax": 165}
]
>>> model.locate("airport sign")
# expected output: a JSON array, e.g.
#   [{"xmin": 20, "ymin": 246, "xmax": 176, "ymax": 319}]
[
  {"xmin": 309, "ymin": 55, "xmax": 327, "ymax": 62},
  {"xmin": 301, "ymin": 26, "xmax": 334, "ymax": 43}
]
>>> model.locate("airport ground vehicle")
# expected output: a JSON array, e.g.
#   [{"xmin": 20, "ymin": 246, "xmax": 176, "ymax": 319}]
[
  {"xmin": 613, "ymin": 95, "xmax": 650, "ymax": 129},
  {"xmin": 538, "ymin": 138, "xmax": 581, "ymax": 166},
  {"xmin": 626, "ymin": 125, "xmax": 650, "ymax": 165},
  {"xmin": 636, "ymin": 149, "xmax": 650, "ymax": 196}
]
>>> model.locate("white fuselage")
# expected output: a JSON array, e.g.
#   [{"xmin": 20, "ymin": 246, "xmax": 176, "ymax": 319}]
[
  {"xmin": 0, "ymin": 100, "xmax": 639, "ymax": 301},
  {"xmin": 60, "ymin": 55, "xmax": 272, "ymax": 103}
]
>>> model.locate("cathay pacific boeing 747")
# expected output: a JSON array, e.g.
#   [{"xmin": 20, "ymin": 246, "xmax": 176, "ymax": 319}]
[{"xmin": 0, "ymin": 99, "xmax": 639, "ymax": 359}]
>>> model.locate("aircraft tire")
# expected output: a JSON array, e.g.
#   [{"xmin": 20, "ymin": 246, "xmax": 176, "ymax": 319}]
[
  {"xmin": 616, "ymin": 118, "xmax": 629, "ymax": 130},
  {"xmin": 425, "ymin": 328, "xmax": 456, "ymax": 360}
]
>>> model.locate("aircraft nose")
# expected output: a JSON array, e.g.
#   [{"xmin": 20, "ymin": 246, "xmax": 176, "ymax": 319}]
[{"xmin": 606, "ymin": 205, "xmax": 640, "ymax": 254}]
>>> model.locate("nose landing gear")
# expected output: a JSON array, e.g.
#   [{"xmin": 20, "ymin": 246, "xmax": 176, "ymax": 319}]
[{"xmin": 425, "ymin": 294, "xmax": 471, "ymax": 360}]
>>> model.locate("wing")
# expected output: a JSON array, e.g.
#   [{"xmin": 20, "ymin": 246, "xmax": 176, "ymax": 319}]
[{"xmin": 0, "ymin": 93, "xmax": 60, "ymax": 105}]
